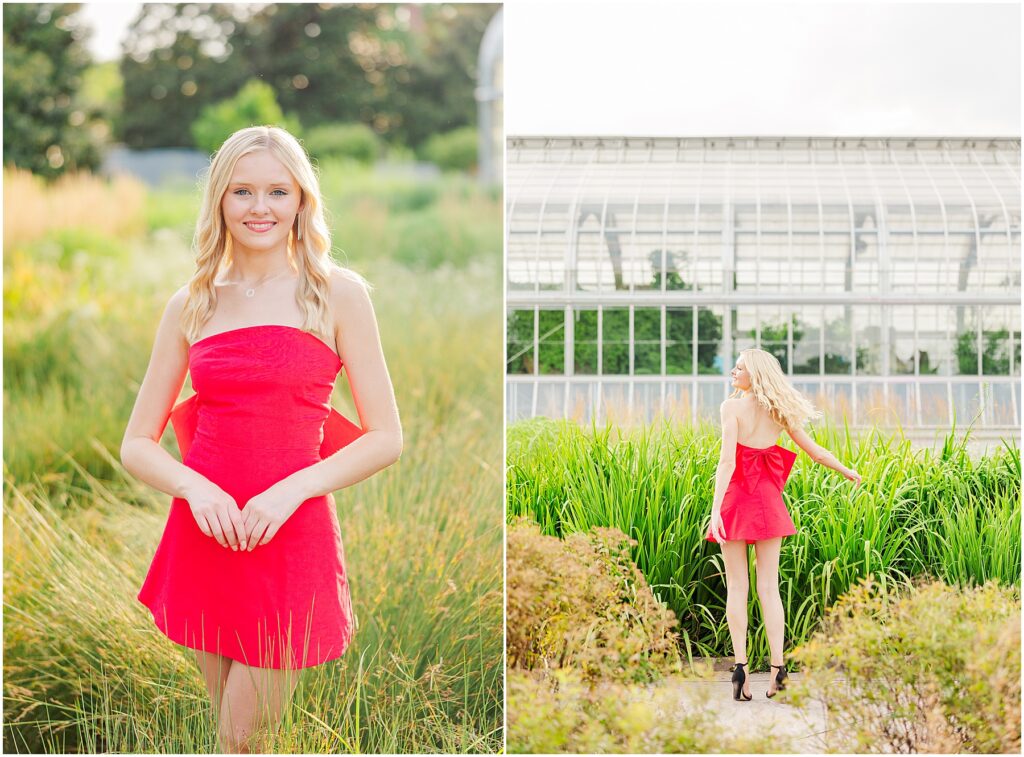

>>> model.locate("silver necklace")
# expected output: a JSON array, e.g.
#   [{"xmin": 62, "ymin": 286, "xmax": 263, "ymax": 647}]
[{"xmin": 224, "ymin": 268, "xmax": 293, "ymax": 298}]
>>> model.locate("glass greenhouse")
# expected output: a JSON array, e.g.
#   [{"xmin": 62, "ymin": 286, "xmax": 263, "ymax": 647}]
[{"xmin": 506, "ymin": 136, "xmax": 1021, "ymax": 438}]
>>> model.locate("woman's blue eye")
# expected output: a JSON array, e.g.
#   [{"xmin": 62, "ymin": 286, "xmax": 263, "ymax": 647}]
[{"xmin": 234, "ymin": 189, "xmax": 287, "ymax": 196}]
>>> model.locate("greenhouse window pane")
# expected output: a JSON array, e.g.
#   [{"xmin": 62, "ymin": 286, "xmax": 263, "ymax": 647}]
[
  {"xmin": 991, "ymin": 383, "xmax": 1017, "ymax": 425},
  {"xmin": 752, "ymin": 305, "xmax": 791, "ymax": 373},
  {"xmin": 917, "ymin": 305, "xmax": 952, "ymax": 375},
  {"xmin": 536, "ymin": 382, "xmax": 564, "ymax": 416},
  {"xmin": 634, "ymin": 307, "xmax": 661, "ymax": 375},
  {"xmin": 891, "ymin": 305, "xmax": 916, "ymax": 375},
  {"xmin": 666, "ymin": 307, "xmax": 695, "ymax": 375},
  {"xmin": 602, "ymin": 307, "xmax": 630, "ymax": 375},
  {"xmin": 952, "ymin": 381, "xmax": 985, "ymax": 425},
  {"xmin": 537, "ymin": 309, "xmax": 565, "ymax": 375},
  {"xmin": 982, "ymin": 304, "xmax": 1019, "ymax": 376},
  {"xmin": 573, "ymin": 309, "xmax": 599, "ymax": 375},
  {"xmin": 568, "ymin": 382, "xmax": 596, "ymax": 423},
  {"xmin": 823, "ymin": 305, "xmax": 853, "ymax": 375},
  {"xmin": 628, "ymin": 231, "xmax": 662, "ymax": 290},
  {"xmin": 506, "ymin": 309, "xmax": 535, "ymax": 375},
  {"xmin": 699, "ymin": 381, "xmax": 726, "ymax": 414},
  {"xmin": 696, "ymin": 305, "xmax": 725, "ymax": 375},
  {"xmin": 920, "ymin": 383, "xmax": 951, "ymax": 426},
  {"xmin": 954, "ymin": 305, "xmax": 980, "ymax": 375},
  {"xmin": 854, "ymin": 306, "xmax": 882, "ymax": 375},
  {"xmin": 793, "ymin": 305, "xmax": 824, "ymax": 375}
]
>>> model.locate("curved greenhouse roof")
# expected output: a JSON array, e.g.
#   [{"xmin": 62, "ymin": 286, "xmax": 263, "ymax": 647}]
[{"xmin": 506, "ymin": 136, "xmax": 1021, "ymax": 438}]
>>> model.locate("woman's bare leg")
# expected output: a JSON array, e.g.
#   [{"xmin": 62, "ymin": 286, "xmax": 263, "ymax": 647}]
[
  {"xmin": 719, "ymin": 539, "xmax": 752, "ymax": 698},
  {"xmin": 217, "ymin": 661, "xmax": 300, "ymax": 753},
  {"xmin": 194, "ymin": 649, "xmax": 232, "ymax": 713},
  {"xmin": 754, "ymin": 536, "xmax": 786, "ymax": 694}
]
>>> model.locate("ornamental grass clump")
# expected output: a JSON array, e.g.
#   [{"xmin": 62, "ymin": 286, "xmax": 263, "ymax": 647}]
[
  {"xmin": 506, "ymin": 517, "xmax": 682, "ymax": 684},
  {"xmin": 787, "ymin": 575, "xmax": 1021, "ymax": 754}
]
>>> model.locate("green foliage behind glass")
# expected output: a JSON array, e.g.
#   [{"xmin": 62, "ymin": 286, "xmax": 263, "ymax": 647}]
[{"xmin": 956, "ymin": 327, "xmax": 1021, "ymax": 375}]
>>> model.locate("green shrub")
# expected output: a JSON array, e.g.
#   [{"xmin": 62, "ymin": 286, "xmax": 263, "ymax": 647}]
[
  {"xmin": 506, "ymin": 518, "xmax": 681, "ymax": 683},
  {"xmin": 303, "ymin": 123, "xmax": 381, "ymax": 165},
  {"xmin": 788, "ymin": 575, "xmax": 1021, "ymax": 754},
  {"xmin": 421, "ymin": 126, "xmax": 477, "ymax": 173},
  {"xmin": 190, "ymin": 79, "xmax": 303, "ymax": 155}
]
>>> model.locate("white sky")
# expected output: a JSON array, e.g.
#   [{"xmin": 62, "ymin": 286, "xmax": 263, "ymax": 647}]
[
  {"xmin": 75, "ymin": 2, "xmax": 142, "ymax": 62},
  {"xmin": 505, "ymin": 0, "xmax": 1022, "ymax": 136}
]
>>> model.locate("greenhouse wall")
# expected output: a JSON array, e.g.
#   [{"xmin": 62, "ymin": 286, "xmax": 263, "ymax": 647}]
[{"xmin": 506, "ymin": 136, "xmax": 1021, "ymax": 437}]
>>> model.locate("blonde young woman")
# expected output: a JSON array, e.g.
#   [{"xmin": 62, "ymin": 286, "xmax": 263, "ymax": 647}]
[
  {"xmin": 704, "ymin": 348, "xmax": 861, "ymax": 701},
  {"xmin": 121, "ymin": 126, "xmax": 402, "ymax": 752}
]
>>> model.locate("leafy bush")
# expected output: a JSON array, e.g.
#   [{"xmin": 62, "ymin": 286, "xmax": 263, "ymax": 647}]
[
  {"xmin": 506, "ymin": 518, "xmax": 681, "ymax": 683},
  {"xmin": 507, "ymin": 668, "xmax": 787, "ymax": 754},
  {"xmin": 303, "ymin": 123, "xmax": 381, "ymax": 165},
  {"xmin": 421, "ymin": 126, "xmax": 477, "ymax": 173},
  {"xmin": 190, "ymin": 79, "xmax": 303, "ymax": 155},
  {"xmin": 788, "ymin": 575, "xmax": 1021, "ymax": 753}
]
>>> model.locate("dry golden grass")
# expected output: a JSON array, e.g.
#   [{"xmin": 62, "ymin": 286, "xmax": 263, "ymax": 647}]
[{"xmin": 3, "ymin": 167, "xmax": 147, "ymax": 249}]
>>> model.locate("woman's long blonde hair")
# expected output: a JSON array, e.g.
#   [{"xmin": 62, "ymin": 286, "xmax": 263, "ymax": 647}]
[
  {"xmin": 730, "ymin": 348, "xmax": 823, "ymax": 430},
  {"xmin": 180, "ymin": 125, "xmax": 365, "ymax": 343}
]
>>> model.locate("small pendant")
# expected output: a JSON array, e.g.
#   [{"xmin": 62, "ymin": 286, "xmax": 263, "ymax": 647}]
[{"xmin": 245, "ymin": 288, "xmax": 255, "ymax": 298}]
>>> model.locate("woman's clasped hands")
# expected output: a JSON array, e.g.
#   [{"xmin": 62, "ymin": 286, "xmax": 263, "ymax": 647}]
[{"xmin": 184, "ymin": 477, "xmax": 305, "ymax": 552}]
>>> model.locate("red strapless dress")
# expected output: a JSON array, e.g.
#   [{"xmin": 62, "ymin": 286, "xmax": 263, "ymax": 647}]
[
  {"xmin": 706, "ymin": 442, "xmax": 798, "ymax": 545},
  {"xmin": 137, "ymin": 324, "xmax": 362, "ymax": 669}
]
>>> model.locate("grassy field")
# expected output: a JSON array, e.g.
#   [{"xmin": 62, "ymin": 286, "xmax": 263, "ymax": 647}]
[
  {"xmin": 3, "ymin": 164, "xmax": 503, "ymax": 753},
  {"xmin": 506, "ymin": 416, "xmax": 1021, "ymax": 668}
]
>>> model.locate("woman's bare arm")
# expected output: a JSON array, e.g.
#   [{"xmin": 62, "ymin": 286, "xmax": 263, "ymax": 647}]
[
  {"xmin": 119, "ymin": 286, "xmax": 207, "ymax": 499},
  {"xmin": 711, "ymin": 400, "xmax": 740, "ymax": 512},
  {"xmin": 785, "ymin": 423, "xmax": 861, "ymax": 484},
  {"xmin": 287, "ymin": 269, "xmax": 403, "ymax": 500},
  {"xmin": 120, "ymin": 287, "xmax": 246, "ymax": 548}
]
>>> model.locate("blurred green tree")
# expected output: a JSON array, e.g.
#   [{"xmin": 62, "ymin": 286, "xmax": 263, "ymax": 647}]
[
  {"xmin": 190, "ymin": 79, "xmax": 302, "ymax": 155},
  {"xmin": 118, "ymin": 3, "xmax": 497, "ymax": 153},
  {"xmin": 119, "ymin": 3, "xmax": 249, "ymax": 148},
  {"xmin": 388, "ymin": 4, "xmax": 496, "ymax": 149},
  {"xmin": 3, "ymin": 3, "xmax": 103, "ymax": 178}
]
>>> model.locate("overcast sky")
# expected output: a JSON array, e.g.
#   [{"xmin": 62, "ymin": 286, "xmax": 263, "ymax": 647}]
[
  {"xmin": 505, "ymin": 0, "xmax": 1021, "ymax": 136},
  {"xmin": 74, "ymin": 1, "xmax": 1020, "ymax": 137},
  {"xmin": 75, "ymin": 2, "xmax": 141, "ymax": 62}
]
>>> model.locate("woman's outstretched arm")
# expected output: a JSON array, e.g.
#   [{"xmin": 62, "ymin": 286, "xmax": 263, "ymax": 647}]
[{"xmin": 785, "ymin": 424, "xmax": 862, "ymax": 486}]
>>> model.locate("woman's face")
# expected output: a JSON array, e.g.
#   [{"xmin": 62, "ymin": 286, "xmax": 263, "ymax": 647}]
[
  {"xmin": 221, "ymin": 150, "xmax": 302, "ymax": 254},
  {"xmin": 730, "ymin": 358, "xmax": 752, "ymax": 391}
]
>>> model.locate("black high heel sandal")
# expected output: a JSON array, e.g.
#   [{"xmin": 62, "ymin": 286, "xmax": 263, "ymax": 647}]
[
  {"xmin": 730, "ymin": 661, "xmax": 752, "ymax": 701},
  {"xmin": 766, "ymin": 663, "xmax": 788, "ymax": 698}
]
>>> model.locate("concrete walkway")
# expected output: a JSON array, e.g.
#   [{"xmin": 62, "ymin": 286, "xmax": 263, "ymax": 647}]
[{"xmin": 671, "ymin": 666, "xmax": 838, "ymax": 753}]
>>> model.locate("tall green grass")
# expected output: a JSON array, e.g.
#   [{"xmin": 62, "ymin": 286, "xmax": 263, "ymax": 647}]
[
  {"xmin": 506, "ymin": 417, "xmax": 1021, "ymax": 669},
  {"xmin": 3, "ymin": 168, "xmax": 502, "ymax": 753}
]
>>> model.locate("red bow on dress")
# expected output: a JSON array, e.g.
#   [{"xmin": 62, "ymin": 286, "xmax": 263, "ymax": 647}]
[
  {"xmin": 737, "ymin": 445, "xmax": 798, "ymax": 494},
  {"xmin": 165, "ymin": 394, "xmax": 364, "ymax": 461}
]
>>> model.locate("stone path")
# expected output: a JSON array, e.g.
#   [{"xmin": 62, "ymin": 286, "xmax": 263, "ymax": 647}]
[{"xmin": 671, "ymin": 666, "xmax": 839, "ymax": 753}]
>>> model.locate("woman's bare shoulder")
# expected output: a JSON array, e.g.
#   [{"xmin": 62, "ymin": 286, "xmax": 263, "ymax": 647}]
[
  {"xmin": 326, "ymin": 266, "xmax": 375, "ymax": 339},
  {"xmin": 327, "ymin": 265, "xmax": 371, "ymax": 301}
]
